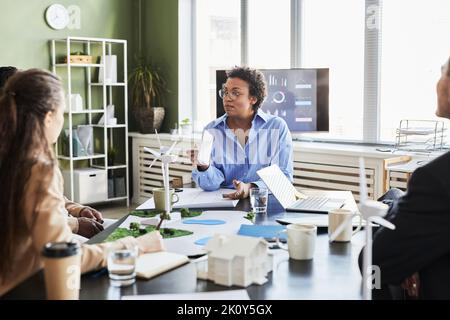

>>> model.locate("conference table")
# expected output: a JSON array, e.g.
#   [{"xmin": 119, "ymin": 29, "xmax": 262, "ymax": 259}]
[{"xmin": 3, "ymin": 190, "xmax": 365, "ymax": 300}]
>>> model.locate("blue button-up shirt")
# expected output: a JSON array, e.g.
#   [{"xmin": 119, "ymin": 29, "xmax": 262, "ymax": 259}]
[{"xmin": 192, "ymin": 109, "xmax": 293, "ymax": 191}]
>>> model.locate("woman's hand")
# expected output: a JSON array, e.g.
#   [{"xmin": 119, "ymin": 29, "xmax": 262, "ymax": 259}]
[
  {"xmin": 186, "ymin": 149, "xmax": 209, "ymax": 171},
  {"xmin": 136, "ymin": 231, "xmax": 165, "ymax": 253},
  {"xmin": 77, "ymin": 217, "xmax": 104, "ymax": 238},
  {"xmin": 223, "ymin": 179, "xmax": 251, "ymax": 199},
  {"xmin": 79, "ymin": 206, "xmax": 104, "ymax": 224}
]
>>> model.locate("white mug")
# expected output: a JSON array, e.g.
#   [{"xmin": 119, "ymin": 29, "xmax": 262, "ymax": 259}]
[
  {"xmin": 276, "ymin": 224, "xmax": 317, "ymax": 260},
  {"xmin": 328, "ymin": 209, "xmax": 362, "ymax": 242}
]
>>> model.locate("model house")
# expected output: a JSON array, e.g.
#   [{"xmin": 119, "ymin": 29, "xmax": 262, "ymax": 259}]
[{"xmin": 198, "ymin": 234, "xmax": 272, "ymax": 287}]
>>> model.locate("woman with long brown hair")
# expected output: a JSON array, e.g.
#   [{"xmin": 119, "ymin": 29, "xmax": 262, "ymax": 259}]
[{"xmin": 0, "ymin": 69, "xmax": 164, "ymax": 295}]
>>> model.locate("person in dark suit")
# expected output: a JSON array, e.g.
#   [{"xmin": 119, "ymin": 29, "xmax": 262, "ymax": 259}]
[{"xmin": 362, "ymin": 57, "xmax": 450, "ymax": 299}]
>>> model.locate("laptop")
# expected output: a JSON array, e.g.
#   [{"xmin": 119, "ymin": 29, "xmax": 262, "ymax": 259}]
[{"xmin": 256, "ymin": 164, "xmax": 346, "ymax": 213}]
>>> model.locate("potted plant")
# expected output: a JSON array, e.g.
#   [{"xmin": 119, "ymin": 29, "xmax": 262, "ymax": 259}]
[
  {"xmin": 180, "ymin": 118, "xmax": 192, "ymax": 135},
  {"xmin": 129, "ymin": 60, "xmax": 169, "ymax": 133}
]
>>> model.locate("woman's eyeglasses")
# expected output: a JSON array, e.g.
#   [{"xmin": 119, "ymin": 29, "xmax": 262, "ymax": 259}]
[{"xmin": 218, "ymin": 88, "xmax": 242, "ymax": 100}]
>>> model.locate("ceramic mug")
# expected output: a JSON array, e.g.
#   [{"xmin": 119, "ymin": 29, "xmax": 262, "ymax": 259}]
[
  {"xmin": 276, "ymin": 223, "xmax": 317, "ymax": 260},
  {"xmin": 328, "ymin": 209, "xmax": 362, "ymax": 242}
]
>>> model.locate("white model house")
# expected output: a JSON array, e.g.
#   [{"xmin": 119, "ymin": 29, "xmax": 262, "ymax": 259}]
[{"xmin": 197, "ymin": 234, "xmax": 272, "ymax": 287}]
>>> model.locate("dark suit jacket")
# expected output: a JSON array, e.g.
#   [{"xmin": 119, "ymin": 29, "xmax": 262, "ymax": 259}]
[{"xmin": 364, "ymin": 151, "xmax": 450, "ymax": 299}]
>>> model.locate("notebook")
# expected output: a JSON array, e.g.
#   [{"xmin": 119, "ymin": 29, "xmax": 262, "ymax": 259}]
[
  {"xmin": 256, "ymin": 164, "xmax": 346, "ymax": 213},
  {"xmin": 136, "ymin": 251, "xmax": 189, "ymax": 279}
]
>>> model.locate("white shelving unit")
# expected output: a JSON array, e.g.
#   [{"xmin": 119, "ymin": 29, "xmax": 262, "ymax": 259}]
[{"xmin": 51, "ymin": 36, "xmax": 129, "ymax": 206}]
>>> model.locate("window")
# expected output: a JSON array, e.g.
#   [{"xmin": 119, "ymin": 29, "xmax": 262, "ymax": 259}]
[
  {"xmin": 247, "ymin": 0, "xmax": 291, "ymax": 69},
  {"xmin": 379, "ymin": 0, "xmax": 450, "ymax": 142},
  {"xmin": 300, "ymin": 0, "xmax": 365, "ymax": 141},
  {"xmin": 187, "ymin": 0, "xmax": 450, "ymax": 144},
  {"xmin": 193, "ymin": 0, "xmax": 241, "ymax": 130}
]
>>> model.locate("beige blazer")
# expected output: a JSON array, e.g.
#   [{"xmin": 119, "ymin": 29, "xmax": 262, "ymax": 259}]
[{"xmin": 0, "ymin": 160, "xmax": 137, "ymax": 296}]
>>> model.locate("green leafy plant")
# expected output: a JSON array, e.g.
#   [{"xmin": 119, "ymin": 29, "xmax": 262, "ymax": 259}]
[
  {"xmin": 180, "ymin": 118, "xmax": 191, "ymax": 126},
  {"xmin": 129, "ymin": 60, "xmax": 169, "ymax": 111},
  {"xmin": 104, "ymin": 226, "xmax": 193, "ymax": 242},
  {"xmin": 180, "ymin": 208, "xmax": 202, "ymax": 218},
  {"xmin": 129, "ymin": 222, "xmax": 140, "ymax": 231},
  {"xmin": 244, "ymin": 211, "xmax": 256, "ymax": 223}
]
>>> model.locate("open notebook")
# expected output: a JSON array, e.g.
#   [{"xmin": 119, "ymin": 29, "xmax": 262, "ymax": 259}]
[{"xmin": 136, "ymin": 251, "xmax": 189, "ymax": 279}]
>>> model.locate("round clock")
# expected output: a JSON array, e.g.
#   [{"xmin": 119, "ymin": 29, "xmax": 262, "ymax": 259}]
[{"xmin": 45, "ymin": 4, "xmax": 69, "ymax": 30}]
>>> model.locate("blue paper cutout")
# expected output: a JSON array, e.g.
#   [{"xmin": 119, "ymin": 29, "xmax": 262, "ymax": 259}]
[{"xmin": 183, "ymin": 219, "xmax": 226, "ymax": 225}]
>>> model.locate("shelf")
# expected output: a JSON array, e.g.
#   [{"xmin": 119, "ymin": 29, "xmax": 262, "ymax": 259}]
[
  {"xmin": 52, "ymin": 36, "xmax": 129, "ymax": 207},
  {"xmin": 92, "ymin": 124, "xmax": 127, "ymax": 128},
  {"xmin": 64, "ymin": 110, "xmax": 104, "ymax": 114},
  {"xmin": 54, "ymin": 63, "xmax": 103, "ymax": 68},
  {"xmin": 107, "ymin": 196, "xmax": 128, "ymax": 201},
  {"xmin": 54, "ymin": 36, "xmax": 127, "ymax": 44},
  {"xmin": 92, "ymin": 164, "xmax": 127, "ymax": 170},
  {"xmin": 89, "ymin": 83, "xmax": 126, "ymax": 86},
  {"xmin": 58, "ymin": 154, "xmax": 106, "ymax": 161}
]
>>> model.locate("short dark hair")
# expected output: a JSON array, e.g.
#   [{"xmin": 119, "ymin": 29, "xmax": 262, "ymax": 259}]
[
  {"xmin": 226, "ymin": 66, "xmax": 267, "ymax": 111},
  {"xmin": 0, "ymin": 66, "xmax": 18, "ymax": 91}
]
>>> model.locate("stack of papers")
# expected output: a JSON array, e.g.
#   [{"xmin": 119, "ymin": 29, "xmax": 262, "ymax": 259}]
[{"xmin": 136, "ymin": 188, "xmax": 238, "ymax": 210}]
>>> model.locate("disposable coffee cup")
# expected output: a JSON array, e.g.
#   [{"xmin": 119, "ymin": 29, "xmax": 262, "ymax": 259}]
[{"xmin": 42, "ymin": 242, "xmax": 81, "ymax": 300}]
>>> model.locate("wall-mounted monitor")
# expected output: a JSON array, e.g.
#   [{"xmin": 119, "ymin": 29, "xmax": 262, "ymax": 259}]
[{"xmin": 216, "ymin": 68, "xmax": 329, "ymax": 132}]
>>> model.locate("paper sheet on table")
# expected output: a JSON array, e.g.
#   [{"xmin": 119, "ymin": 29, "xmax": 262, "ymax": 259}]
[
  {"xmin": 136, "ymin": 188, "xmax": 238, "ymax": 210},
  {"xmin": 119, "ymin": 210, "xmax": 252, "ymax": 257},
  {"xmin": 276, "ymin": 215, "xmax": 375, "ymax": 227},
  {"xmin": 122, "ymin": 289, "xmax": 250, "ymax": 300}
]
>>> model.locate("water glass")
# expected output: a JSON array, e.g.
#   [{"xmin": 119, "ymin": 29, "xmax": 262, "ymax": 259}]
[
  {"xmin": 250, "ymin": 187, "xmax": 268, "ymax": 214},
  {"xmin": 107, "ymin": 246, "xmax": 138, "ymax": 287}
]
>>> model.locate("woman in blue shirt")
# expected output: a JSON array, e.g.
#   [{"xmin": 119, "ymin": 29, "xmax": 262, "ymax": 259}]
[{"xmin": 189, "ymin": 66, "xmax": 293, "ymax": 199}]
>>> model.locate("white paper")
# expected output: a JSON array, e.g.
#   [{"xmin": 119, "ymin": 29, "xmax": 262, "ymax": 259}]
[
  {"xmin": 77, "ymin": 125, "xmax": 93, "ymax": 155},
  {"xmin": 161, "ymin": 210, "xmax": 252, "ymax": 256},
  {"xmin": 276, "ymin": 214, "xmax": 375, "ymax": 227},
  {"xmin": 197, "ymin": 130, "xmax": 214, "ymax": 166},
  {"xmin": 118, "ymin": 210, "xmax": 252, "ymax": 257},
  {"xmin": 122, "ymin": 289, "xmax": 250, "ymax": 300},
  {"xmin": 136, "ymin": 188, "xmax": 238, "ymax": 210},
  {"xmin": 99, "ymin": 55, "xmax": 117, "ymax": 83}
]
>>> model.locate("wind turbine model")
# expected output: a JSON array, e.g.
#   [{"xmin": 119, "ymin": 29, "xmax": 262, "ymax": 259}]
[
  {"xmin": 143, "ymin": 130, "xmax": 179, "ymax": 229},
  {"xmin": 329, "ymin": 157, "xmax": 395, "ymax": 300}
]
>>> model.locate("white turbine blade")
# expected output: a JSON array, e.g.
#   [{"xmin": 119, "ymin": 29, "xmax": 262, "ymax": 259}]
[
  {"xmin": 148, "ymin": 158, "xmax": 157, "ymax": 169},
  {"xmin": 329, "ymin": 214, "xmax": 354, "ymax": 243},
  {"xmin": 143, "ymin": 147, "xmax": 161, "ymax": 158},
  {"xmin": 359, "ymin": 157, "xmax": 368, "ymax": 204},
  {"xmin": 166, "ymin": 141, "xmax": 178, "ymax": 155},
  {"xmin": 155, "ymin": 129, "xmax": 162, "ymax": 148},
  {"xmin": 371, "ymin": 216, "xmax": 396, "ymax": 230},
  {"xmin": 161, "ymin": 163, "xmax": 167, "ymax": 189}
]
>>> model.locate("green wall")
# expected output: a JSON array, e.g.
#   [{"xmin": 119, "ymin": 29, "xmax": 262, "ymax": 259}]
[
  {"xmin": 142, "ymin": 0, "xmax": 179, "ymax": 132},
  {"xmin": 0, "ymin": 0, "xmax": 179, "ymax": 132},
  {"xmin": 0, "ymin": 0, "xmax": 138, "ymax": 70}
]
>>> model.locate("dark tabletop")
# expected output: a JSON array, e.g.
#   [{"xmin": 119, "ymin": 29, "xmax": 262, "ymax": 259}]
[{"xmin": 3, "ymin": 195, "xmax": 364, "ymax": 300}]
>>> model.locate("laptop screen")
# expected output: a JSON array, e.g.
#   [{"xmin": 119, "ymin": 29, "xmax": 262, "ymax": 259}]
[{"xmin": 257, "ymin": 164, "xmax": 297, "ymax": 209}]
